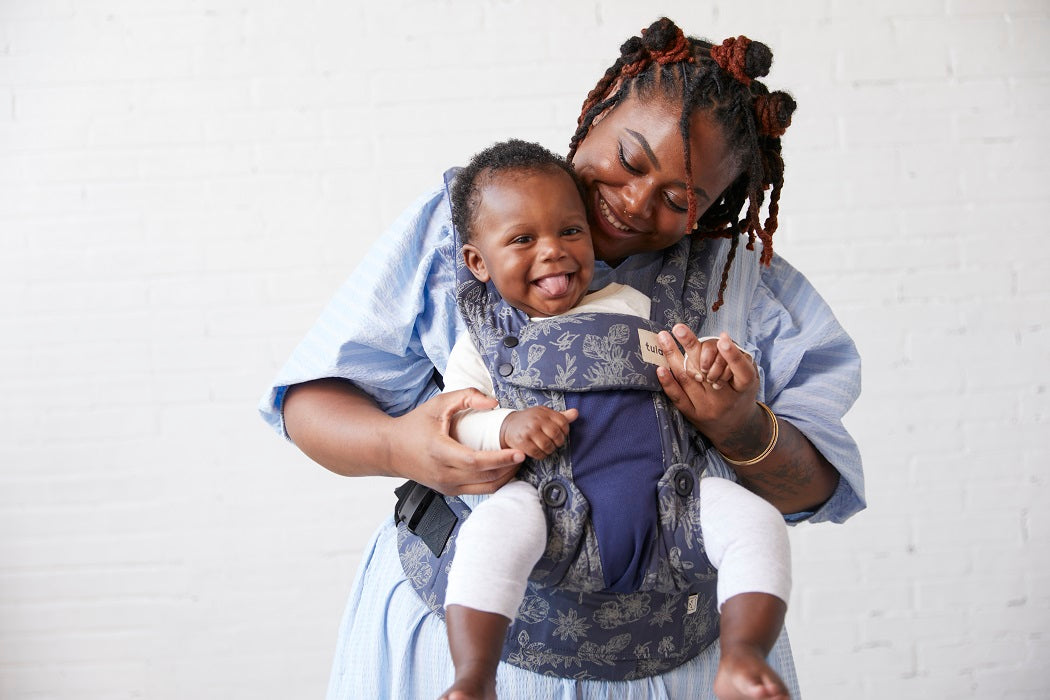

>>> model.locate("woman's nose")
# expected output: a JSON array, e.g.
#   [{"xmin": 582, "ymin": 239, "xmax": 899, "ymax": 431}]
[{"xmin": 622, "ymin": 179, "xmax": 656, "ymax": 220}]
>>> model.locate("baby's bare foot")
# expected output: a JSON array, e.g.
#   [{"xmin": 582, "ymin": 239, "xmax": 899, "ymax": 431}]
[
  {"xmin": 714, "ymin": 643, "xmax": 790, "ymax": 700},
  {"xmin": 438, "ymin": 667, "xmax": 496, "ymax": 700}
]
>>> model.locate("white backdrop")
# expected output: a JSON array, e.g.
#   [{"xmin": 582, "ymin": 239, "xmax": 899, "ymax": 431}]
[{"xmin": 1, "ymin": 1, "xmax": 1048, "ymax": 698}]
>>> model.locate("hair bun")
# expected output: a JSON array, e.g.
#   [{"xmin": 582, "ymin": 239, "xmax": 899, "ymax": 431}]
[
  {"xmin": 710, "ymin": 35, "xmax": 772, "ymax": 84},
  {"xmin": 744, "ymin": 40, "xmax": 773, "ymax": 80},
  {"xmin": 755, "ymin": 91, "xmax": 796, "ymax": 138},
  {"xmin": 641, "ymin": 17, "xmax": 681, "ymax": 53},
  {"xmin": 620, "ymin": 18, "xmax": 693, "ymax": 77},
  {"xmin": 619, "ymin": 36, "xmax": 643, "ymax": 60}
]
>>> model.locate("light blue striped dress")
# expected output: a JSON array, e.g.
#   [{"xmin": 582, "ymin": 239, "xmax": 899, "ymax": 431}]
[{"xmin": 259, "ymin": 172, "xmax": 865, "ymax": 699}]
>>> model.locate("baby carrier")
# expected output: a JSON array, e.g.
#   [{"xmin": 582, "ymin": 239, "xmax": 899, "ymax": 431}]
[{"xmin": 394, "ymin": 172, "xmax": 743, "ymax": 680}]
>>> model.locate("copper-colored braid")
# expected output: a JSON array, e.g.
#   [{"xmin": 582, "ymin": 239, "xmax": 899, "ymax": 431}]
[
  {"xmin": 682, "ymin": 144, "xmax": 697, "ymax": 229},
  {"xmin": 754, "ymin": 92, "xmax": 793, "ymax": 138},
  {"xmin": 576, "ymin": 63, "xmax": 625, "ymax": 130},
  {"xmin": 744, "ymin": 189, "xmax": 762, "ymax": 255},
  {"xmin": 712, "ymin": 230, "xmax": 740, "ymax": 312},
  {"xmin": 620, "ymin": 37, "xmax": 649, "ymax": 79},
  {"xmin": 648, "ymin": 24, "xmax": 693, "ymax": 65},
  {"xmin": 678, "ymin": 67, "xmax": 699, "ymax": 229},
  {"xmin": 623, "ymin": 21, "xmax": 693, "ymax": 78},
  {"xmin": 759, "ymin": 152, "xmax": 785, "ymax": 266},
  {"xmin": 710, "ymin": 36, "xmax": 754, "ymax": 86}
]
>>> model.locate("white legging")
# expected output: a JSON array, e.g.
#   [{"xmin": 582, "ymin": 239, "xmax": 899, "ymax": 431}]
[{"xmin": 445, "ymin": 476, "xmax": 791, "ymax": 619}]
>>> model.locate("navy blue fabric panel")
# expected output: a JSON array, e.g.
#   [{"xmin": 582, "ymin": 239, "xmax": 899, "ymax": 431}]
[{"xmin": 565, "ymin": 390, "xmax": 664, "ymax": 592}]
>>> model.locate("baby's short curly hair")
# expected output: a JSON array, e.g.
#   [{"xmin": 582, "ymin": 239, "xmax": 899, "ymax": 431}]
[{"xmin": 450, "ymin": 139, "xmax": 586, "ymax": 245}]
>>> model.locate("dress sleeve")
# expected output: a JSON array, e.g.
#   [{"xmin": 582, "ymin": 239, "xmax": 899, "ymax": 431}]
[
  {"xmin": 747, "ymin": 255, "xmax": 866, "ymax": 524},
  {"xmin": 258, "ymin": 174, "xmax": 464, "ymax": 438}
]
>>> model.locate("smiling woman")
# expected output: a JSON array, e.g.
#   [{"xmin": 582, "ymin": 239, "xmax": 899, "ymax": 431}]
[
  {"xmin": 572, "ymin": 98, "xmax": 740, "ymax": 265},
  {"xmin": 260, "ymin": 16, "xmax": 863, "ymax": 699}
]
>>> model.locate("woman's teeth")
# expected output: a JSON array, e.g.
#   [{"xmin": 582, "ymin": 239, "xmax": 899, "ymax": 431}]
[{"xmin": 599, "ymin": 197, "xmax": 632, "ymax": 232}]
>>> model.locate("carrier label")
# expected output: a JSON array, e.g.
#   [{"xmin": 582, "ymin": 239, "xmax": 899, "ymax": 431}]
[{"xmin": 638, "ymin": 329, "xmax": 668, "ymax": 367}]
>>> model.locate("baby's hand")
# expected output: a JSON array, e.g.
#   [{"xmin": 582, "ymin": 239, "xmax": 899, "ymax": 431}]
[
  {"xmin": 690, "ymin": 333, "xmax": 750, "ymax": 390},
  {"xmin": 500, "ymin": 406, "xmax": 579, "ymax": 460}
]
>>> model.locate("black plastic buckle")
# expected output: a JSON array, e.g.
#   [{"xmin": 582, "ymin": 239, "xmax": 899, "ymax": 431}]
[{"xmin": 393, "ymin": 480, "xmax": 457, "ymax": 556}]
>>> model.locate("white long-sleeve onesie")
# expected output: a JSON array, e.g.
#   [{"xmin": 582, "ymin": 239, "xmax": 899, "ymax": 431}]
[{"xmin": 443, "ymin": 284, "xmax": 790, "ymax": 619}]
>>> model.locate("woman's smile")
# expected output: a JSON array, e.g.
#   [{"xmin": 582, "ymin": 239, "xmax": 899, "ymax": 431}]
[{"xmin": 597, "ymin": 195, "xmax": 634, "ymax": 233}]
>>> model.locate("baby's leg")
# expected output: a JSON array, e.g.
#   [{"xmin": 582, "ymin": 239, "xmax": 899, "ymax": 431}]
[
  {"xmin": 441, "ymin": 480, "xmax": 546, "ymax": 700},
  {"xmin": 700, "ymin": 476, "xmax": 791, "ymax": 700},
  {"xmin": 716, "ymin": 593, "xmax": 790, "ymax": 700}
]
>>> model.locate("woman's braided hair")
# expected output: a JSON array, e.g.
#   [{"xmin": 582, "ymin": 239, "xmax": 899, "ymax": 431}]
[{"xmin": 568, "ymin": 17, "xmax": 796, "ymax": 311}]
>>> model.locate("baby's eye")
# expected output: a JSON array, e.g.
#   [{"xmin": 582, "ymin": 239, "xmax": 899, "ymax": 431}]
[
  {"xmin": 561, "ymin": 227, "xmax": 585, "ymax": 237},
  {"xmin": 511, "ymin": 235, "xmax": 533, "ymax": 245}
]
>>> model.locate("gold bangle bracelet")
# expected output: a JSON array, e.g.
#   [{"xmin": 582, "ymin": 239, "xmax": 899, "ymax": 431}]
[{"xmin": 717, "ymin": 401, "xmax": 779, "ymax": 467}]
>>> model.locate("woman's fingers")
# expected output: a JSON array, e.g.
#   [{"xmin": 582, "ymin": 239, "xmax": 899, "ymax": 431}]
[
  {"xmin": 657, "ymin": 365, "xmax": 696, "ymax": 417},
  {"xmin": 674, "ymin": 328, "xmax": 756, "ymax": 392},
  {"xmin": 716, "ymin": 332, "xmax": 758, "ymax": 391},
  {"xmin": 437, "ymin": 386, "xmax": 500, "ymax": 418},
  {"xmin": 658, "ymin": 329, "xmax": 698, "ymax": 384},
  {"xmin": 432, "ymin": 430, "xmax": 523, "ymax": 476},
  {"xmin": 428, "ymin": 439, "xmax": 522, "ymax": 494},
  {"xmin": 419, "ymin": 390, "xmax": 525, "ymax": 494}
]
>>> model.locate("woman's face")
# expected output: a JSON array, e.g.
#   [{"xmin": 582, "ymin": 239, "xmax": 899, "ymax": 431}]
[{"xmin": 571, "ymin": 95, "xmax": 741, "ymax": 265}]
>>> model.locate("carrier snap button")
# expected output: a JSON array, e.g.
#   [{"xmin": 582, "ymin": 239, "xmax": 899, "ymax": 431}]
[
  {"xmin": 502, "ymin": 336, "xmax": 519, "ymax": 347},
  {"xmin": 541, "ymin": 481, "xmax": 567, "ymax": 507},
  {"xmin": 673, "ymin": 470, "xmax": 694, "ymax": 497},
  {"xmin": 498, "ymin": 362, "xmax": 513, "ymax": 377}
]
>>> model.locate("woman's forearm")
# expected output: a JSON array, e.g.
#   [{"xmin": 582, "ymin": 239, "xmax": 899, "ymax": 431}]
[
  {"xmin": 283, "ymin": 378, "xmax": 401, "ymax": 478},
  {"xmin": 282, "ymin": 378, "xmax": 524, "ymax": 494},
  {"xmin": 712, "ymin": 402, "xmax": 840, "ymax": 515}
]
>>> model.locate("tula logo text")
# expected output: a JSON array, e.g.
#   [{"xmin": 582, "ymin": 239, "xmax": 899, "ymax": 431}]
[{"xmin": 638, "ymin": 329, "xmax": 669, "ymax": 367}]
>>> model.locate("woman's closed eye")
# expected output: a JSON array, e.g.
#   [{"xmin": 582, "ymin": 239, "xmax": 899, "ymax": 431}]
[
  {"xmin": 620, "ymin": 142, "xmax": 688, "ymax": 213},
  {"xmin": 618, "ymin": 142, "xmax": 643, "ymax": 175},
  {"xmin": 663, "ymin": 192, "xmax": 687, "ymax": 213}
]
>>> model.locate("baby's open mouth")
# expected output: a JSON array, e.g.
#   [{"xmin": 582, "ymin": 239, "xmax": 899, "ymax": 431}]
[{"xmin": 533, "ymin": 273, "xmax": 573, "ymax": 296}]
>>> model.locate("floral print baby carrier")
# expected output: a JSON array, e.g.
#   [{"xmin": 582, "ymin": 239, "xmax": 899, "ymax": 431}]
[{"xmin": 394, "ymin": 177, "xmax": 736, "ymax": 681}]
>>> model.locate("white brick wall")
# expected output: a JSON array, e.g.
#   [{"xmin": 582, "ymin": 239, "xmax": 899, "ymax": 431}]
[{"xmin": 1, "ymin": 1, "xmax": 1046, "ymax": 698}]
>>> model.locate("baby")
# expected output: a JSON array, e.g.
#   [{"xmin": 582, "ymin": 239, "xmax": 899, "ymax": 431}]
[{"xmin": 440, "ymin": 140, "xmax": 791, "ymax": 700}]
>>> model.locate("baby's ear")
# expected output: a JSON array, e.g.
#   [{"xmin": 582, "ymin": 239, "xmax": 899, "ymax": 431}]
[{"xmin": 462, "ymin": 244, "xmax": 490, "ymax": 283}]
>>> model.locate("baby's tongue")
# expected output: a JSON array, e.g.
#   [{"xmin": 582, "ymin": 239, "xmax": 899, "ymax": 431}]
[{"xmin": 535, "ymin": 274, "xmax": 569, "ymax": 296}]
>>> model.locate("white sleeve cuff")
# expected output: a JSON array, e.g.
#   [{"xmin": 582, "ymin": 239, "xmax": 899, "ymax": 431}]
[{"xmin": 451, "ymin": 408, "xmax": 516, "ymax": 451}]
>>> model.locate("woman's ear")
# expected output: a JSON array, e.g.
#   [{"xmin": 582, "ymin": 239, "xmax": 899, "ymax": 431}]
[{"xmin": 462, "ymin": 244, "xmax": 490, "ymax": 283}]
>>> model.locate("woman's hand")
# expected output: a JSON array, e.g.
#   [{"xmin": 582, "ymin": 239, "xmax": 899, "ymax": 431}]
[
  {"xmin": 394, "ymin": 388, "xmax": 528, "ymax": 495},
  {"xmin": 655, "ymin": 325, "xmax": 841, "ymax": 515},
  {"xmin": 284, "ymin": 379, "xmax": 524, "ymax": 496},
  {"xmin": 656, "ymin": 327, "xmax": 761, "ymax": 447}
]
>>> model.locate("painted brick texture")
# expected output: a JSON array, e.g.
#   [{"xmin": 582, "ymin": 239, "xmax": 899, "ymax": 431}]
[{"xmin": 1, "ymin": 1, "xmax": 1047, "ymax": 698}]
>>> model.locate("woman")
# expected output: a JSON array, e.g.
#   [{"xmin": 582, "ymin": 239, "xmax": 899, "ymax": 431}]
[{"xmin": 260, "ymin": 18, "xmax": 863, "ymax": 698}]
